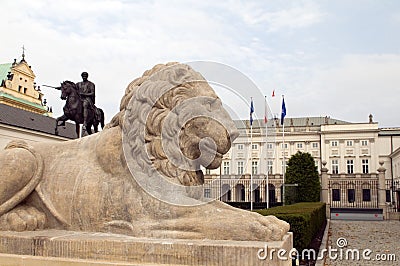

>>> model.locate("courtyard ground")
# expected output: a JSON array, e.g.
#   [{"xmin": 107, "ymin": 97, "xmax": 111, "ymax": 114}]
[{"xmin": 321, "ymin": 220, "xmax": 400, "ymax": 265}]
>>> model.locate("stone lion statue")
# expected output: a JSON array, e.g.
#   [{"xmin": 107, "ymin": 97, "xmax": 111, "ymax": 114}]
[{"xmin": 0, "ymin": 63, "xmax": 289, "ymax": 241}]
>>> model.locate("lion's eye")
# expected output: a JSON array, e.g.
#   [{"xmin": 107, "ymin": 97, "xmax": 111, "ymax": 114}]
[
  {"xmin": 204, "ymin": 98, "xmax": 219, "ymax": 112},
  {"xmin": 207, "ymin": 102, "xmax": 212, "ymax": 111},
  {"xmin": 210, "ymin": 98, "xmax": 220, "ymax": 110}
]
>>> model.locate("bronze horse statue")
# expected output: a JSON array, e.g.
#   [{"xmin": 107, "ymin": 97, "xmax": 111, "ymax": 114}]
[{"xmin": 55, "ymin": 81, "xmax": 104, "ymax": 137}]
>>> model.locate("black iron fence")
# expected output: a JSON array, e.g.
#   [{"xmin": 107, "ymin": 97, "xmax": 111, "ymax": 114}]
[
  {"xmin": 385, "ymin": 179, "xmax": 400, "ymax": 212},
  {"xmin": 328, "ymin": 179, "xmax": 379, "ymax": 209},
  {"xmin": 204, "ymin": 174, "xmax": 400, "ymax": 213},
  {"xmin": 226, "ymin": 201, "xmax": 283, "ymax": 210},
  {"xmin": 203, "ymin": 176, "xmax": 285, "ymax": 207}
]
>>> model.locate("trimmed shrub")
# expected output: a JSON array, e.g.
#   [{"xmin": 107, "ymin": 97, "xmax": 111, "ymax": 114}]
[
  {"xmin": 256, "ymin": 202, "xmax": 326, "ymax": 251},
  {"xmin": 285, "ymin": 151, "xmax": 321, "ymax": 204}
]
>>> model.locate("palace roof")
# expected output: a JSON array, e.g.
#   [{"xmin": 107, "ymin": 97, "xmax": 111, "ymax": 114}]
[{"xmin": 0, "ymin": 103, "xmax": 76, "ymax": 139}]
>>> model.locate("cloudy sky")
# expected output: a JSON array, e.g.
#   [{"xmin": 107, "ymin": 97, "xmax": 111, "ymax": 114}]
[{"xmin": 1, "ymin": 0, "xmax": 399, "ymax": 127}]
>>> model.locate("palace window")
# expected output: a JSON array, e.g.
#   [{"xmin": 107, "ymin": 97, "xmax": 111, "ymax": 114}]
[
  {"xmin": 362, "ymin": 189, "xmax": 371, "ymax": 201},
  {"xmin": 252, "ymin": 144, "xmax": 258, "ymax": 150},
  {"xmin": 348, "ymin": 189, "xmax": 355, "ymax": 203},
  {"xmin": 252, "ymin": 161, "xmax": 258, "ymax": 175},
  {"xmin": 281, "ymin": 143, "xmax": 288, "ymax": 149},
  {"xmin": 237, "ymin": 144, "xmax": 244, "ymax": 150},
  {"xmin": 312, "ymin": 142, "xmax": 319, "ymax": 148},
  {"xmin": 267, "ymin": 160, "xmax": 273, "ymax": 174},
  {"xmin": 332, "ymin": 160, "xmax": 339, "ymax": 174},
  {"xmin": 281, "ymin": 160, "xmax": 288, "ymax": 173},
  {"xmin": 237, "ymin": 161, "xmax": 244, "ymax": 175},
  {"xmin": 223, "ymin": 161, "xmax": 230, "ymax": 175},
  {"xmin": 332, "ymin": 189, "xmax": 340, "ymax": 201},
  {"xmin": 331, "ymin": 141, "xmax": 338, "ymax": 147},
  {"xmin": 386, "ymin": 190, "xmax": 391, "ymax": 203},
  {"xmin": 347, "ymin": 159, "xmax": 354, "ymax": 174},
  {"xmin": 267, "ymin": 143, "xmax": 273, "ymax": 149},
  {"xmin": 361, "ymin": 140, "xmax": 368, "ymax": 146},
  {"xmin": 362, "ymin": 159, "xmax": 369, "ymax": 174},
  {"xmin": 346, "ymin": 140, "xmax": 353, "ymax": 146},
  {"xmin": 296, "ymin": 143, "xmax": 303, "ymax": 149}
]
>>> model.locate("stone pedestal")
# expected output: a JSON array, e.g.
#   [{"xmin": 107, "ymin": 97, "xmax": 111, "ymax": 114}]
[
  {"xmin": 377, "ymin": 161, "xmax": 387, "ymax": 219},
  {"xmin": 320, "ymin": 161, "xmax": 330, "ymax": 218},
  {"xmin": 0, "ymin": 230, "xmax": 293, "ymax": 266}
]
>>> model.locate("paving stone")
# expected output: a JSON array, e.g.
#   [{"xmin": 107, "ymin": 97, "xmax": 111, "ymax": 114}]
[{"xmin": 324, "ymin": 220, "xmax": 400, "ymax": 265}]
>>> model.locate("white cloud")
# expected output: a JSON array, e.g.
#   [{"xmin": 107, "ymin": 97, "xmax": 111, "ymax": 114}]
[
  {"xmin": 298, "ymin": 54, "xmax": 400, "ymax": 127},
  {"xmin": 0, "ymin": 1, "xmax": 399, "ymax": 128},
  {"xmin": 0, "ymin": 0, "xmax": 243, "ymax": 119},
  {"xmin": 226, "ymin": 1, "xmax": 324, "ymax": 32},
  {"xmin": 392, "ymin": 11, "xmax": 400, "ymax": 23}
]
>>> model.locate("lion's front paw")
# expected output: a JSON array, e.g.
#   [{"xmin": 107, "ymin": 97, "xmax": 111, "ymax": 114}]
[
  {"xmin": 257, "ymin": 215, "xmax": 290, "ymax": 241},
  {"xmin": 215, "ymin": 211, "xmax": 290, "ymax": 242},
  {"xmin": 0, "ymin": 206, "xmax": 46, "ymax": 231},
  {"xmin": 148, "ymin": 204, "xmax": 290, "ymax": 242}
]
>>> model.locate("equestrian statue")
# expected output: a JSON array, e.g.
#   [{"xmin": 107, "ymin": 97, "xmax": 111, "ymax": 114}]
[{"xmin": 52, "ymin": 72, "xmax": 105, "ymax": 137}]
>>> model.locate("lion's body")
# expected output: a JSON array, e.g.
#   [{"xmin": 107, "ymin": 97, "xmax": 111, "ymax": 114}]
[
  {"xmin": 29, "ymin": 127, "xmax": 133, "ymax": 231},
  {"xmin": 0, "ymin": 63, "xmax": 289, "ymax": 241}
]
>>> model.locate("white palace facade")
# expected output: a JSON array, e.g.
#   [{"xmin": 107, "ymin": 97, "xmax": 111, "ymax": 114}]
[{"xmin": 204, "ymin": 115, "xmax": 400, "ymax": 216}]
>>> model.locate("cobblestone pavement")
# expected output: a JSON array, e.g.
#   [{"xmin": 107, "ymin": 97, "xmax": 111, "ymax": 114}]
[{"xmin": 323, "ymin": 220, "xmax": 400, "ymax": 265}]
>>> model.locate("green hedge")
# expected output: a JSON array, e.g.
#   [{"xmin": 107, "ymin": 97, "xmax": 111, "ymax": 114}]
[{"xmin": 255, "ymin": 202, "xmax": 326, "ymax": 251}]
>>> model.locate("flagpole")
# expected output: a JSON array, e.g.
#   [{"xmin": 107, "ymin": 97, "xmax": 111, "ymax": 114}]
[
  {"xmin": 249, "ymin": 97, "xmax": 254, "ymax": 211},
  {"xmin": 282, "ymin": 95, "xmax": 286, "ymax": 206},
  {"xmin": 282, "ymin": 119, "xmax": 285, "ymax": 206},
  {"xmin": 265, "ymin": 96, "xmax": 269, "ymax": 209},
  {"xmin": 250, "ymin": 119, "xmax": 253, "ymax": 211}
]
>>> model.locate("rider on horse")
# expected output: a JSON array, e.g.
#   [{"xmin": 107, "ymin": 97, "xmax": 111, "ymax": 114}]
[
  {"xmin": 76, "ymin": 72, "xmax": 95, "ymax": 130},
  {"xmin": 53, "ymin": 73, "xmax": 104, "ymax": 138}
]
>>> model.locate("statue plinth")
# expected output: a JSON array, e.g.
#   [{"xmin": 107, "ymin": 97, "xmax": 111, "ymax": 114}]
[{"xmin": 0, "ymin": 230, "xmax": 293, "ymax": 265}]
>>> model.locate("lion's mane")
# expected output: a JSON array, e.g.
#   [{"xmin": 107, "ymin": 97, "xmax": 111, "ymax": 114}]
[{"xmin": 106, "ymin": 63, "xmax": 207, "ymax": 186}]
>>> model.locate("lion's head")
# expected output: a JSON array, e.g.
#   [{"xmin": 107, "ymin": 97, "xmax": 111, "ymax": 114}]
[{"xmin": 106, "ymin": 63, "xmax": 239, "ymax": 189}]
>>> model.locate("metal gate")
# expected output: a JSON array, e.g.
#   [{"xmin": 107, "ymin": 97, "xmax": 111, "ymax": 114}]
[
  {"xmin": 328, "ymin": 179, "xmax": 381, "ymax": 220},
  {"xmin": 328, "ymin": 179, "xmax": 378, "ymax": 208}
]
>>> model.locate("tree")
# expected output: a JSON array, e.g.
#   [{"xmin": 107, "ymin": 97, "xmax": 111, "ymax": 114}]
[{"xmin": 285, "ymin": 151, "xmax": 320, "ymax": 204}]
